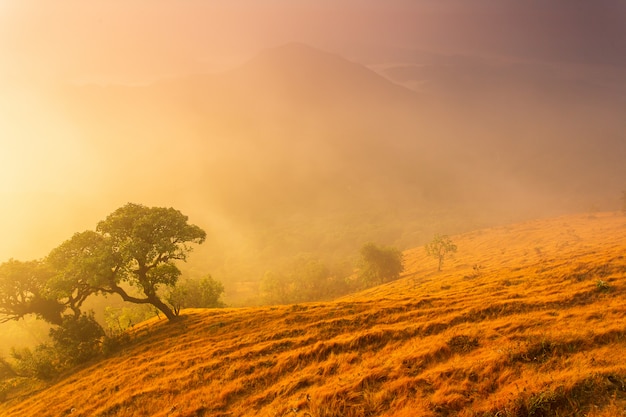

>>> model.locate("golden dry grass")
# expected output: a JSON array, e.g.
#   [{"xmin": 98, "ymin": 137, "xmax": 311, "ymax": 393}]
[{"xmin": 2, "ymin": 212, "xmax": 626, "ymax": 416}]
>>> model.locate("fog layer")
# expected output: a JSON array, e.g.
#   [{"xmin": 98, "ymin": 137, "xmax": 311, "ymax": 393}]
[{"xmin": 0, "ymin": 1, "xmax": 624, "ymax": 304}]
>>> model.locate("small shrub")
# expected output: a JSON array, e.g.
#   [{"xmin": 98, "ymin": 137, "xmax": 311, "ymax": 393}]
[
  {"xmin": 167, "ymin": 275, "xmax": 226, "ymax": 315},
  {"xmin": 596, "ymin": 280, "xmax": 611, "ymax": 292},
  {"xmin": 512, "ymin": 390, "xmax": 560, "ymax": 416},
  {"xmin": 0, "ymin": 356, "xmax": 17, "ymax": 381},
  {"xmin": 50, "ymin": 313, "xmax": 105, "ymax": 366},
  {"xmin": 0, "ymin": 377, "xmax": 27, "ymax": 403},
  {"xmin": 447, "ymin": 335, "xmax": 479, "ymax": 353},
  {"xmin": 10, "ymin": 345, "xmax": 59, "ymax": 380},
  {"xmin": 104, "ymin": 304, "xmax": 156, "ymax": 332}
]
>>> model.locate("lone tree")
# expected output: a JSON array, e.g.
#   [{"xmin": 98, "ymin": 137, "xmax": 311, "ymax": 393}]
[
  {"xmin": 0, "ymin": 203, "xmax": 207, "ymax": 324},
  {"xmin": 94, "ymin": 203, "xmax": 206, "ymax": 320},
  {"xmin": 425, "ymin": 234, "xmax": 457, "ymax": 272},
  {"xmin": 358, "ymin": 243, "xmax": 404, "ymax": 287}
]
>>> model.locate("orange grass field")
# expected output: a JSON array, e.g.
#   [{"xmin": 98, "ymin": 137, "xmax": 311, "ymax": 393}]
[{"xmin": 2, "ymin": 212, "xmax": 626, "ymax": 416}]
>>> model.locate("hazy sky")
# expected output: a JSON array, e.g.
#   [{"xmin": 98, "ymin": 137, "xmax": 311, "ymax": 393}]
[
  {"xmin": 0, "ymin": 0, "xmax": 625, "ymax": 260},
  {"xmin": 1, "ymin": 0, "xmax": 624, "ymax": 83}
]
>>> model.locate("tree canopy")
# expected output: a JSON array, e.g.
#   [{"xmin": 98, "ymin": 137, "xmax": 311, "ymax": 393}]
[
  {"xmin": 94, "ymin": 203, "xmax": 207, "ymax": 320},
  {"xmin": 0, "ymin": 203, "xmax": 207, "ymax": 324},
  {"xmin": 0, "ymin": 259, "xmax": 62, "ymax": 324}
]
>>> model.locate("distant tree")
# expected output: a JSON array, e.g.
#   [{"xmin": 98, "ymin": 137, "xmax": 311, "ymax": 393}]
[
  {"xmin": 259, "ymin": 271, "xmax": 292, "ymax": 305},
  {"xmin": 425, "ymin": 234, "xmax": 457, "ymax": 272},
  {"xmin": 290, "ymin": 258, "xmax": 331, "ymax": 302},
  {"xmin": 357, "ymin": 243, "xmax": 404, "ymax": 287},
  {"xmin": 166, "ymin": 275, "xmax": 225, "ymax": 315},
  {"xmin": 260, "ymin": 257, "xmax": 351, "ymax": 305}
]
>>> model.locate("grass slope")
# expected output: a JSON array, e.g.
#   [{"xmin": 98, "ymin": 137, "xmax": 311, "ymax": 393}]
[{"xmin": 2, "ymin": 212, "xmax": 626, "ymax": 417}]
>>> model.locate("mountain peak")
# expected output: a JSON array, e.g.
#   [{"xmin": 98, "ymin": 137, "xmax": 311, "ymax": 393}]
[{"xmin": 234, "ymin": 42, "xmax": 418, "ymax": 104}]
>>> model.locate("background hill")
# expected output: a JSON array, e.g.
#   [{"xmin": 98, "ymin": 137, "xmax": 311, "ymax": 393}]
[
  {"xmin": 43, "ymin": 43, "xmax": 626, "ymax": 302},
  {"xmin": 2, "ymin": 212, "xmax": 625, "ymax": 416}
]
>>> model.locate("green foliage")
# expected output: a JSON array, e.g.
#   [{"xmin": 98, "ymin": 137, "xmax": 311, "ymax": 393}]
[
  {"xmin": 10, "ymin": 345, "xmax": 59, "ymax": 380},
  {"xmin": 0, "ymin": 203, "xmax": 211, "ymax": 380},
  {"xmin": 100, "ymin": 304, "xmax": 153, "ymax": 355},
  {"xmin": 260, "ymin": 271, "xmax": 292, "ymax": 305},
  {"xmin": 95, "ymin": 203, "xmax": 207, "ymax": 320},
  {"xmin": 103, "ymin": 304, "xmax": 156, "ymax": 333},
  {"xmin": 425, "ymin": 234, "xmax": 458, "ymax": 271},
  {"xmin": 0, "ymin": 203, "xmax": 208, "ymax": 324},
  {"xmin": 9, "ymin": 314, "xmax": 106, "ymax": 380},
  {"xmin": 166, "ymin": 275, "xmax": 226, "ymax": 315},
  {"xmin": 0, "ymin": 259, "xmax": 63, "ymax": 325},
  {"xmin": 49, "ymin": 313, "xmax": 104, "ymax": 366},
  {"xmin": 46, "ymin": 230, "xmax": 116, "ymax": 317},
  {"xmin": 260, "ymin": 257, "xmax": 351, "ymax": 305},
  {"xmin": 357, "ymin": 243, "xmax": 404, "ymax": 287},
  {"xmin": 596, "ymin": 280, "xmax": 611, "ymax": 292},
  {"xmin": 0, "ymin": 355, "xmax": 17, "ymax": 381}
]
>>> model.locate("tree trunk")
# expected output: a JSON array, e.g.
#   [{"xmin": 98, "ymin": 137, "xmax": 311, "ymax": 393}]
[
  {"xmin": 147, "ymin": 295, "xmax": 177, "ymax": 321},
  {"xmin": 104, "ymin": 283, "xmax": 178, "ymax": 321}
]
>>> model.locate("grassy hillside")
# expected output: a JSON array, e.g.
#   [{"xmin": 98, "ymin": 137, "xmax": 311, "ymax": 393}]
[{"xmin": 2, "ymin": 212, "xmax": 626, "ymax": 416}]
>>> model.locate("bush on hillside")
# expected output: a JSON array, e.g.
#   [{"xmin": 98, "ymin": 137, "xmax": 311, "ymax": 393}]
[
  {"xmin": 260, "ymin": 257, "xmax": 352, "ymax": 305},
  {"xmin": 9, "ymin": 313, "xmax": 105, "ymax": 380},
  {"xmin": 357, "ymin": 243, "xmax": 404, "ymax": 287},
  {"xmin": 10, "ymin": 345, "xmax": 59, "ymax": 380},
  {"xmin": 49, "ymin": 313, "xmax": 104, "ymax": 366},
  {"xmin": 166, "ymin": 275, "xmax": 226, "ymax": 315},
  {"xmin": 0, "ymin": 356, "xmax": 17, "ymax": 381}
]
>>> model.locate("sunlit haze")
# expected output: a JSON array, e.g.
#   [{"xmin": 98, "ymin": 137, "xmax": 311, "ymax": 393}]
[{"xmin": 1, "ymin": 0, "xmax": 625, "ymax": 283}]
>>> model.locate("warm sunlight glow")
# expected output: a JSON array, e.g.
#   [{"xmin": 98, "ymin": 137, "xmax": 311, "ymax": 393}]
[{"xmin": 0, "ymin": 2, "xmax": 624, "ymax": 413}]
